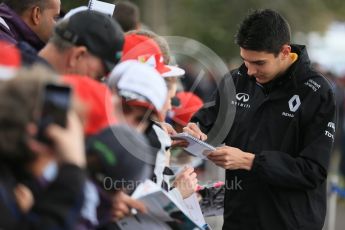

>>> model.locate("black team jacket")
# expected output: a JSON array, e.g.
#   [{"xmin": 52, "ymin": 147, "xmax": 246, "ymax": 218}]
[{"xmin": 193, "ymin": 45, "xmax": 336, "ymax": 230}]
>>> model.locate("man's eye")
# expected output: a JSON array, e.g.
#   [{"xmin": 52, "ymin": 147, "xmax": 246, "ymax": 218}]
[
  {"xmin": 136, "ymin": 117, "xmax": 145, "ymax": 123},
  {"xmin": 256, "ymin": 62, "xmax": 266, "ymax": 66}
]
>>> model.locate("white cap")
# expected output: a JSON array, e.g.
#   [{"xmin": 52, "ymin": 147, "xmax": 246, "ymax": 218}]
[
  {"xmin": 107, "ymin": 60, "xmax": 137, "ymax": 87},
  {"xmin": 161, "ymin": 65, "xmax": 185, "ymax": 78},
  {"xmin": 109, "ymin": 60, "xmax": 168, "ymax": 111},
  {"xmin": 63, "ymin": 6, "xmax": 88, "ymax": 19}
]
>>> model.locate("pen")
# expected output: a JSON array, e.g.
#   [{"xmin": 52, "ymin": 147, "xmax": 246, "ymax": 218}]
[{"xmin": 131, "ymin": 208, "xmax": 141, "ymax": 223}]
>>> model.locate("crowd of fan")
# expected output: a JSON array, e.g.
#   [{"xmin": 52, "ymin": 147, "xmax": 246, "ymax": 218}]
[{"xmin": 0, "ymin": 1, "xmax": 206, "ymax": 229}]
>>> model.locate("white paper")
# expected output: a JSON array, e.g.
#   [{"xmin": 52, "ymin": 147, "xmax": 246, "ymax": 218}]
[
  {"xmin": 117, "ymin": 180, "xmax": 204, "ymax": 229},
  {"xmin": 183, "ymin": 194, "xmax": 207, "ymax": 227},
  {"xmin": 88, "ymin": 0, "xmax": 115, "ymax": 16},
  {"xmin": 171, "ymin": 133, "xmax": 216, "ymax": 159},
  {"xmin": 131, "ymin": 179, "xmax": 160, "ymax": 199},
  {"xmin": 117, "ymin": 214, "xmax": 171, "ymax": 230}
]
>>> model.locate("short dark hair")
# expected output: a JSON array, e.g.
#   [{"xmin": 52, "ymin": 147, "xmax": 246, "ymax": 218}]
[
  {"xmin": 113, "ymin": 1, "xmax": 140, "ymax": 32},
  {"xmin": 235, "ymin": 9, "xmax": 291, "ymax": 55},
  {"xmin": 3, "ymin": 0, "xmax": 47, "ymax": 15},
  {"xmin": 49, "ymin": 19, "xmax": 74, "ymax": 52}
]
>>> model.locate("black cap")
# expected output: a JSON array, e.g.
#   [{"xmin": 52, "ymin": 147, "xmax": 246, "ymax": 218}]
[
  {"xmin": 55, "ymin": 10, "xmax": 124, "ymax": 73},
  {"xmin": 86, "ymin": 125, "xmax": 154, "ymax": 192}
]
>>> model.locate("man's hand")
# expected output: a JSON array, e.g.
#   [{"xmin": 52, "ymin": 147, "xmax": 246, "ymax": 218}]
[
  {"xmin": 183, "ymin": 123, "xmax": 207, "ymax": 141},
  {"xmin": 111, "ymin": 191, "xmax": 147, "ymax": 220},
  {"xmin": 158, "ymin": 122, "xmax": 189, "ymax": 148},
  {"xmin": 207, "ymin": 146, "xmax": 255, "ymax": 170},
  {"xmin": 46, "ymin": 111, "xmax": 86, "ymax": 168},
  {"xmin": 27, "ymin": 111, "xmax": 86, "ymax": 169},
  {"xmin": 159, "ymin": 122, "xmax": 177, "ymax": 136},
  {"xmin": 14, "ymin": 184, "xmax": 34, "ymax": 213},
  {"xmin": 173, "ymin": 167, "xmax": 198, "ymax": 199}
]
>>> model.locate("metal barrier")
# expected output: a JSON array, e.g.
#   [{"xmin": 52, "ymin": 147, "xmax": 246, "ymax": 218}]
[{"xmin": 327, "ymin": 175, "xmax": 345, "ymax": 230}]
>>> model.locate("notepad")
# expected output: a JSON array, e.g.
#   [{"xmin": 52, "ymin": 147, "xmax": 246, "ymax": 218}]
[
  {"xmin": 88, "ymin": 0, "xmax": 116, "ymax": 16},
  {"xmin": 117, "ymin": 180, "xmax": 205, "ymax": 230},
  {"xmin": 171, "ymin": 132, "xmax": 216, "ymax": 159}
]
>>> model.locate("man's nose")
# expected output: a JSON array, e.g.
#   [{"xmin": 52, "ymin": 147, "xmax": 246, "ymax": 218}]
[{"xmin": 247, "ymin": 65, "xmax": 257, "ymax": 76}]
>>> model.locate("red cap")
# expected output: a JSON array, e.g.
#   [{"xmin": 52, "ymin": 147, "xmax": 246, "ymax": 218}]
[
  {"xmin": 171, "ymin": 92, "xmax": 203, "ymax": 126},
  {"xmin": 0, "ymin": 41, "xmax": 21, "ymax": 79},
  {"xmin": 61, "ymin": 75, "xmax": 117, "ymax": 135},
  {"xmin": 121, "ymin": 34, "xmax": 185, "ymax": 77}
]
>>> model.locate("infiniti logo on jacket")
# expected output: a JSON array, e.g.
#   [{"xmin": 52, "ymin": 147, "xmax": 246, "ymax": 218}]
[
  {"xmin": 232, "ymin": 93, "xmax": 251, "ymax": 109},
  {"xmin": 236, "ymin": 93, "xmax": 250, "ymax": 102}
]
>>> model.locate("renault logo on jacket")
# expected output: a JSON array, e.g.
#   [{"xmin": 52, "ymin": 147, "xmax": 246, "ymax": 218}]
[
  {"xmin": 236, "ymin": 93, "xmax": 250, "ymax": 102},
  {"xmin": 288, "ymin": 95, "xmax": 301, "ymax": 112}
]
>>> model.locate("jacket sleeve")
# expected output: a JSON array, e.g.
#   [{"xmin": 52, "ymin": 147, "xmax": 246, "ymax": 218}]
[
  {"xmin": 192, "ymin": 89, "xmax": 219, "ymax": 134},
  {"xmin": 192, "ymin": 73, "xmax": 236, "ymax": 146},
  {"xmin": 21, "ymin": 164, "xmax": 86, "ymax": 230},
  {"xmin": 252, "ymin": 88, "xmax": 336, "ymax": 190}
]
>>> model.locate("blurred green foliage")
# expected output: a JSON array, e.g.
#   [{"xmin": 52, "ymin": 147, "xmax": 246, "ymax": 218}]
[{"xmin": 61, "ymin": 0, "xmax": 345, "ymax": 60}]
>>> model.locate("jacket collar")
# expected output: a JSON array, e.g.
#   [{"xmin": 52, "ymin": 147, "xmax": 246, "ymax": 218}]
[{"xmin": 238, "ymin": 44, "xmax": 312, "ymax": 92}]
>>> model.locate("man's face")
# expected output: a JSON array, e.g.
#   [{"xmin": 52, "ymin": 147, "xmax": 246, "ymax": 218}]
[
  {"xmin": 36, "ymin": 0, "xmax": 61, "ymax": 43},
  {"xmin": 123, "ymin": 105, "xmax": 151, "ymax": 133},
  {"xmin": 240, "ymin": 47, "xmax": 287, "ymax": 84},
  {"xmin": 160, "ymin": 80, "xmax": 177, "ymax": 120},
  {"xmin": 73, "ymin": 50, "xmax": 106, "ymax": 81}
]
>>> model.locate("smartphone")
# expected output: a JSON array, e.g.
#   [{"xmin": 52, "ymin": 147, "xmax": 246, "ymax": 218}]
[{"xmin": 37, "ymin": 83, "xmax": 72, "ymax": 144}]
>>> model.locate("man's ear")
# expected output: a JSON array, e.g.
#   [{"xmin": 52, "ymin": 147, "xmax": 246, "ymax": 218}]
[
  {"xmin": 67, "ymin": 46, "xmax": 88, "ymax": 68},
  {"xmin": 280, "ymin": 44, "xmax": 291, "ymax": 59},
  {"xmin": 30, "ymin": 6, "xmax": 42, "ymax": 26},
  {"xmin": 136, "ymin": 22, "xmax": 141, "ymax": 30}
]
